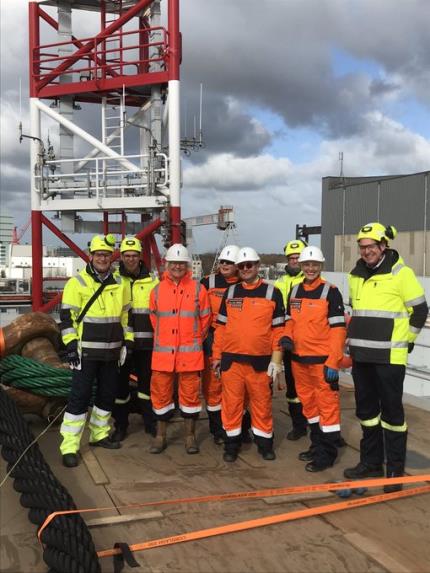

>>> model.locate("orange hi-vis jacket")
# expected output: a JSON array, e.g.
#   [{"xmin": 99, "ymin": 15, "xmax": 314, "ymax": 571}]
[
  {"xmin": 213, "ymin": 278, "xmax": 285, "ymax": 371},
  {"xmin": 200, "ymin": 272, "xmax": 239, "ymax": 329},
  {"xmin": 149, "ymin": 271, "xmax": 211, "ymax": 372},
  {"xmin": 284, "ymin": 277, "xmax": 346, "ymax": 370}
]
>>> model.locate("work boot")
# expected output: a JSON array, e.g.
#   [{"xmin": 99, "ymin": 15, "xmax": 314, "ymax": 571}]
[
  {"xmin": 62, "ymin": 453, "xmax": 78, "ymax": 468},
  {"xmin": 287, "ymin": 427, "xmax": 307, "ymax": 441},
  {"xmin": 343, "ymin": 462, "xmax": 384, "ymax": 480},
  {"xmin": 260, "ymin": 449, "xmax": 276, "ymax": 461},
  {"xmin": 207, "ymin": 410, "xmax": 225, "ymax": 444},
  {"xmin": 111, "ymin": 427, "xmax": 128, "ymax": 442},
  {"xmin": 89, "ymin": 437, "xmax": 121, "ymax": 449},
  {"xmin": 298, "ymin": 448, "xmax": 315, "ymax": 462},
  {"xmin": 141, "ymin": 400, "xmax": 157, "ymax": 436},
  {"xmin": 184, "ymin": 418, "xmax": 199, "ymax": 454},
  {"xmin": 149, "ymin": 421, "xmax": 167, "ymax": 454},
  {"xmin": 223, "ymin": 436, "xmax": 241, "ymax": 463},
  {"xmin": 305, "ymin": 460, "xmax": 333, "ymax": 473},
  {"xmin": 383, "ymin": 472, "xmax": 404, "ymax": 493},
  {"xmin": 335, "ymin": 435, "xmax": 347, "ymax": 448}
]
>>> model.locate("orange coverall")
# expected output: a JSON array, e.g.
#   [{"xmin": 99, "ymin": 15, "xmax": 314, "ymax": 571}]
[
  {"xmin": 284, "ymin": 277, "xmax": 346, "ymax": 467},
  {"xmin": 149, "ymin": 271, "xmax": 211, "ymax": 420},
  {"xmin": 213, "ymin": 279, "xmax": 285, "ymax": 456}
]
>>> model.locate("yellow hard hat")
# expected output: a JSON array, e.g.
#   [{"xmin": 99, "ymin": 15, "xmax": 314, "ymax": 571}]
[
  {"xmin": 284, "ymin": 240, "xmax": 307, "ymax": 257},
  {"xmin": 88, "ymin": 234, "xmax": 115, "ymax": 253},
  {"xmin": 357, "ymin": 223, "xmax": 397, "ymax": 244},
  {"xmin": 120, "ymin": 236, "xmax": 142, "ymax": 253}
]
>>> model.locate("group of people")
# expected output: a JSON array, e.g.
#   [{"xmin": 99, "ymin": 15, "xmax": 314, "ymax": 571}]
[{"xmin": 59, "ymin": 222, "xmax": 428, "ymax": 491}]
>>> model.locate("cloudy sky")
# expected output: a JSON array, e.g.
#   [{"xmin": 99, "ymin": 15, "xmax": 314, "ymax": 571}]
[{"xmin": 1, "ymin": 0, "xmax": 430, "ymax": 253}]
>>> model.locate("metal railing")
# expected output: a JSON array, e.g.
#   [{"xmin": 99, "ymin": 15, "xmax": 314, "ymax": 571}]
[{"xmin": 36, "ymin": 153, "xmax": 169, "ymax": 200}]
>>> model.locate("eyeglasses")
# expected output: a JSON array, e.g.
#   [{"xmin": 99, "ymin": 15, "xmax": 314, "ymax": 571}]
[
  {"xmin": 219, "ymin": 259, "xmax": 235, "ymax": 265},
  {"xmin": 237, "ymin": 262, "xmax": 256, "ymax": 270},
  {"xmin": 92, "ymin": 252, "xmax": 112, "ymax": 259},
  {"xmin": 359, "ymin": 242, "xmax": 379, "ymax": 252}
]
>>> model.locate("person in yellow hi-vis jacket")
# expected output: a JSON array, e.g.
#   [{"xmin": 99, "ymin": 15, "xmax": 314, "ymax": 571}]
[
  {"xmin": 344, "ymin": 223, "xmax": 428, "ymax": 492},
  {"xmin": 274, "ymin": 239, "xmax": 308, "ymax": 441},
  {"xmin": 111, "ymin": 236, "xmax": 159, "ymax": 441},
  {"xmin": 59, "ymin": 234, "xmax": 133, "ymax": 468}
]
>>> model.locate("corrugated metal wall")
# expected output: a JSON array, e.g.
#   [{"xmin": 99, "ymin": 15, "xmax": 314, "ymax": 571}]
[{"xmin": 321, "ymin": 171, "xmax": 429, "ymax": 275}]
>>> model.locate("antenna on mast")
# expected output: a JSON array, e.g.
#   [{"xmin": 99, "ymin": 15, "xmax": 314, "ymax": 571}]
[{"xmin": 181, "ymin": 83, "xmax": 205, "ymax": 154}]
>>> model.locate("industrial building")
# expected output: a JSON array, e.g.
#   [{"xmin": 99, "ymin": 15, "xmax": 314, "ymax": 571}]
[{"xmin": 321, "ymin": 171, "xmax": 430, "ymax": 276}]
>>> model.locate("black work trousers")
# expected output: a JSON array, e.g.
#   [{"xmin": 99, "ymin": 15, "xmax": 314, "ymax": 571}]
[
  {"xmin": 352, "ymin": 361, "xmax": 407, "ymax": 475},
  {"xmin": 113, "ymin": 349, "xmax": 153, "ymax": 430},
  {"xmin": 283, "ymin": 351, "xmax": 307, "ymax": 430},
  {"xmin": 67, "ymin": 359, "xmax": 119, "ymax": 415}
]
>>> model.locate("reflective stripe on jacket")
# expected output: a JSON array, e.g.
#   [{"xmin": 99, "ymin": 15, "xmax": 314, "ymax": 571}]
[
  {"xmin": 284, "ymin": 277, "xmax": 346, "ymax": 369},
  {"xmin": 200, "ymin": 272, "xmax": 239, "ymax": 329},
  {"xmin": 115, "ymin": 267, "xmax": 159, "ymax": 350},
  {"xmin": 149, "ymin": 271, "xmax": 211, "ymax": 372},
  {"xmin": 60, "ymin": 264, "xmax": 133, "ymax": 361},
  {"xmin": 348, "ymin": 249, "xmax": 428, "ymax": 365}
]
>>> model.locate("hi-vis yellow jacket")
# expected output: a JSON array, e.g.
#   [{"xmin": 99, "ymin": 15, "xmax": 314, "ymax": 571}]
[
  {"xmin": 274, "ymin": 269, "xmax": 304, "ymax": 306},
  {"xmin": 60, "ymin": 264, "xmax": 133, "ymax": 361},
  {"xmin": 115, "ymin": 262, "xmax": 159, "ymax": 351},
  {"xmin": 347, "ymin": 250, "xmax": 428, "ymax": 365}
]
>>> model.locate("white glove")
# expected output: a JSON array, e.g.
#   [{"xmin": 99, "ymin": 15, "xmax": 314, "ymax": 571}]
[
  {"xmin": 267, "ymin": 361, "xmax": 283, "ymax": 382},
  {"xmin": 119, "ymin": 345, "xmax": 127, "ymax": 366}
]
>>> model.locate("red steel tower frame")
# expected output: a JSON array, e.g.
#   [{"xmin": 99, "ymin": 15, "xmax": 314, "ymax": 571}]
[{"xmin": 28, "ymin": 0, "xmax": 182, "ymax": 311}]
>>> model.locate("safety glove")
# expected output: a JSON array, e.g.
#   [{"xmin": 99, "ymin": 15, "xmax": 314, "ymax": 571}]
[
  {"xmin": 324, "ymin": 366, "xmax": 339, "ymax": 391},
  {"xmin": 279, "ymin": 336, "xmax": 294, "ymax": 352},
  {"xmin": 120, "ymin": 340, "xmax": 134, "ymax": 366},
  {"xmin": 267, "ymin": 350, "xmax": 285, "ymax": 390},
  {"xmin": 66, "ymin": 340, "xmax": 80, "ymax": 369},
  {"xmin": 408, "ymin": 342, "xmax": 414, "ymax": 354}
]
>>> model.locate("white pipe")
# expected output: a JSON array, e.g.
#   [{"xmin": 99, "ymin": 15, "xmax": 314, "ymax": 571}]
[
  {"xmin": 168, "ymin": 80, "xmax": 180, "ymax": 208},
  {"xmin": 30, "ymin": 98, "xmax": 41, "ymax": 211},
  {"xmin": 162, "ymin": 94, "xmax": 169, "ymax": 126},
  {"xmin": 35, "ymin": 99, "xmax": 139, "ymax": 173}
]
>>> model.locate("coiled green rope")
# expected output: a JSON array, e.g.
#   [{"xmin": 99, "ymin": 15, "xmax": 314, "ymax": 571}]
[{"xmin": 0, "ymin": 355, "xmax": 72, "ymax": 397}]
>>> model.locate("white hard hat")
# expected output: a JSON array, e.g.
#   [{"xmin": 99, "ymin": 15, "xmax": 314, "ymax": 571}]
[
  {"xmin": 164, "ymin": 243, "xmax": 191, "ymax": 262},
  {"xmin": 218, "ymin": 245, "xmax": 240, "ymax": 263},
  {"xmin": 236, "ymin": 246, "xmax": 260, "ymax": 264},
  {"xmin": 298, "ymin": 246, "xmax": 325, "ymax": 263}
]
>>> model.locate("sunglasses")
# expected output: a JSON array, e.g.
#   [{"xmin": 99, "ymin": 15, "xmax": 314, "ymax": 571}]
[
  {"xmin": 237, "ymin": 262, "xmax": 256, "ymax": 270},
  {"xmin": 219, "ymin": 259, "xmax": 235, "ymax": 265}
]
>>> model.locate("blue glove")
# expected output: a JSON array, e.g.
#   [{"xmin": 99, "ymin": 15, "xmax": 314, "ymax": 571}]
[
  {"xmin": 66, "ymin": 340, "xmax": 80, "ymax": 368},
  {"xmin": 324, "ymin": 366, "xmax": 339, "ymax": 391},
  {"xmin": 279, "ymin": 336, "xmax": 294, "ymax": 352}
]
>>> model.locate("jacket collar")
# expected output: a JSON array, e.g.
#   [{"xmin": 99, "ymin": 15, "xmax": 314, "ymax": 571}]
[
  {"xmin": 350, "ymin": 249, "xmax": 401, "ymax": 279},
  {"xmin": 119, "ymin": 261, "xmax": 150, "ymax": 280},
  {"xmin": 86, "ymin": 262, "xmax": 116, "ymax": 285}
]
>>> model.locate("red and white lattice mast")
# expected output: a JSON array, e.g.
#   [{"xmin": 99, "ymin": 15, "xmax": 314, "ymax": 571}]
[{"xmin": 28, "ymin": 0, "xmax": 181, "ymax": 311}]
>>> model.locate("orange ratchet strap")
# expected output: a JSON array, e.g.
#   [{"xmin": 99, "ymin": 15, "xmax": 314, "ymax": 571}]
[
  {"xmin": 97, "ymin": 484, "xmax": 430, "ymax": 559},
  {"xmin": 38, "ymin": 473, "xmax": 430, "ymax": 545}
]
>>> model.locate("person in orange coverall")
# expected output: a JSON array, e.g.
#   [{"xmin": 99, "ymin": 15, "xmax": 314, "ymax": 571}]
[
  {"xmin": 280, "ymin": 246, "xmax": 346, "ymax": 472},
  {"xmin": 149, "ymin": 244, "xmax": 211, "ymax": 455},
  {"xmin": 212, "ymin": 247, "xmax": 285, "ymax": 463},
  {"xmin": 200, "ymin": 245, "xmax": 241, "ymax": 444}
]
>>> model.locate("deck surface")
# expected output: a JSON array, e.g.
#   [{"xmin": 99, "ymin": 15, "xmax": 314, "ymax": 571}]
[{"xmin": 1, "ymin": 376, "xmax": 430, "ymax": 573}]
